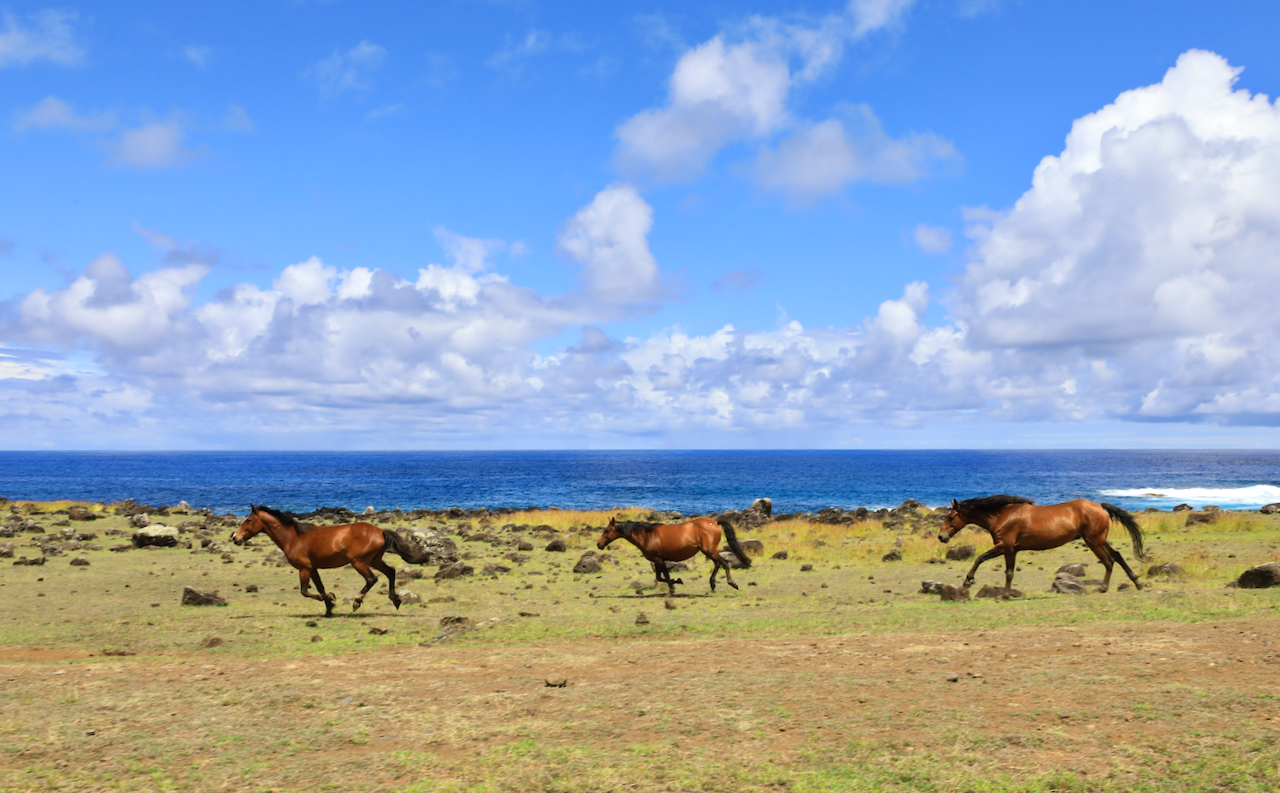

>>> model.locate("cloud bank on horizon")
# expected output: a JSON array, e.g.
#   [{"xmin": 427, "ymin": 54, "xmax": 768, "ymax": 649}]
[{"xmin": 2, "ymin": 3, "xmax": 1279, "ymax": 449}]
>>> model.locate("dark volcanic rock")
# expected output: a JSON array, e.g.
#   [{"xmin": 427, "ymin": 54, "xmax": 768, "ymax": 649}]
[
  {"xmin": 544, "ymin": 537, "xmax": 567, "ymax": 553},
  {"xmin": 1056, "ymin": 563, "xmax": 1088, "ymax": 577},
  {"xmin": 939, "ymin": 585, "xmax": 969, "ymax": 602},
  {"xmin": 741, "ymin": 539, "xmax": 765, "ymax": 555},
  {"xmin": 1237, "ymin": 562, "xmax": 1280, "ymax": 589},
  {"xmin": 434, "ymin": 561, "xmax": 474, "ymax": 580},
  {"xmin": 69, "ymin": 555, "xmax": 90, "ymax": 566},
  {"xmin": 67, "ymin": 506, "xmax": 96, "ymax": 521},
  {"xmin": 975, "ymin": 584, "xmax": 1023, "ymax": 599},
  {"xmin": 771, "ymin": 550, "xmax": 788, "ymax": 560},
  {"xmin": 181, "ymin": 587, "xmax": 227, "ymax": 606},
  {"xmin": 131, "ymin": 525, "xmax": 179, "ymax": 548},
  {"xmin": 481, "ymin": 563, "xmax": 511, "ymax": 576},
  {"xmin": 945, "ymin": 544, "xmax": 975, "ymax": 561},
  {"xmin": 881, "ymin": 549, "xmax": 902, "ymax": 562},
  {"xmin": 1050, "ymin": 573, "xmax": 1085, "ymax": 594},
  {"xmin": 920, "ymin": 580, "xmax": 944, "ymax": 594},
  {"xmin": 1147, "ymin": 562, "xmax": 1186, "ymax": 578},
  {"xmin": 1172, "ymin": 503, "xmax": 1192, "ymax": 512},
  {"xmin": 572, "ymin": 552, "xmax": 602, "ymax": 574},
  {"xmin": 1260, "ymin": 503, "xmax": 1280, "ymax": 514}
]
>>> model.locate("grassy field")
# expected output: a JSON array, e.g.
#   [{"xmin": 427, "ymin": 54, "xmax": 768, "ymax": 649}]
[{"xmin": 1, "ymin": 501, "xmax": 1278, "ymax": 792}]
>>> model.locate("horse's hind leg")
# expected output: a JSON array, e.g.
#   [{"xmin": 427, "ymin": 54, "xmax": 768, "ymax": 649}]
[
  {"xmin": 1106, "ymin": 543, "xmax": 1143, "ymax": 590},
  {"xmin": 350, "ymin": 560, "xmax": 379, "ymax": 612},
  {"xmin": 1085, "ymin": 539, "xmax": 1116, "ymax": 592},
  {"xmin": 371, "ymin": 555, "xmax": 401, "ymax": 609},
  {"xmin": 1002, "ymin": 550, "xmax": 1018, "ymax": 596},
  {"xmin": 707, "ymin": 560, "xmax": 719, "ymax": 592}
]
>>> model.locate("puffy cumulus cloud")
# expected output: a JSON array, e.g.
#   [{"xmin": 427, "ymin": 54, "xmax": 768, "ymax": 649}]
[
  {"xmin": 615, "ymin": 2, "xmax": 950, "ymax": 199},
  {"xmin": 557, "ymin": 184, "xmax": 668, "ymax": 305},
  {"xmin": 954, "ymin": 50, "xmax": 1280, "ymax": 425},
  {"xmin": 913, "ymin": 223, "xmax": 952, "ymax": 254},
  {"xmin": 0, "ymin": 9, "xmax": 83, "ymax": 68}
]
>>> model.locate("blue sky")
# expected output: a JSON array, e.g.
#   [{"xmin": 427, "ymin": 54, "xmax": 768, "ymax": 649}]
[{"xmin": 3, "ymin": 0, "xmax": 1280, "ymax": 450}]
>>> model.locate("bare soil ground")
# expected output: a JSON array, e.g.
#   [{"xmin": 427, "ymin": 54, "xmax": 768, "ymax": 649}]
[{"xmin": 2, "ymin": 504, "xmax": 1278, "ymax": 791}]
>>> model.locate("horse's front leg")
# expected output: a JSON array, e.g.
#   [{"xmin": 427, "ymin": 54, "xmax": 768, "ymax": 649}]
[
  {"xmin": 350, "ymin": 560, "xmax": 378, "ymax": 612},
  {"xmin": 298, "ymin": 568, "xmax": 333, "ymax": 617},
  {"xmin": 962, "ymin": 547, "xmax": 1004, "ymax": 589},
  {"xmin": 311, "ymin": 568, "xmax": 336, "ymax": 617}
]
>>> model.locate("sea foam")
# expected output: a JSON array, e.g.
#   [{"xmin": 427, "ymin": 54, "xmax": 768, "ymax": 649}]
[{"xmin": 1099, "ymin": 484, "xmax": 1280, "ymax": 506}]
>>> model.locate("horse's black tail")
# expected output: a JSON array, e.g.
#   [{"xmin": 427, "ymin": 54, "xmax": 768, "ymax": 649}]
[
  {"xmin": 717, "ymin": 519, "xmax": 752, "ymax": 568},
  {"xmin": 1101, "ymin": 502, "xmax": 1151, "ymax": 562},
  {"xmin": 382, "ymin": 530, "xmax": 431, "ymax": 565}
]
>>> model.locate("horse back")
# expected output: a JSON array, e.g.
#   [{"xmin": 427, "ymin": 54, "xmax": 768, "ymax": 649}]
[
  {"xmin": 995, "ymin": 500, "xmax": 1105, "ymax": 550},
  {"xmin": 299, "ymin": 521, "xmax": 385, "ymax": 567}
]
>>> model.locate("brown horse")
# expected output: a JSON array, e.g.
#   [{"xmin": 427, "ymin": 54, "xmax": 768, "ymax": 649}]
[
  {"xmin": 597, "ymin": 516, "xmax": 751, "ymax": 596},
  {"xmin": 231, "ymin": 505, "xmax": 430, "ymax": 617},
  {"xmin": 938, "ymin": 495, "xmax": 1150, "ymax": 596}
]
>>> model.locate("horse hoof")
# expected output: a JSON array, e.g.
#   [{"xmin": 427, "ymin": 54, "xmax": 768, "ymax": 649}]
[
  {"xmin": 728, "ymin": 582, "xmax": 739, "ymax": 590},
  {"xmin": 352, "ymin": 601, "xmax": 363, "ymax": 612}
]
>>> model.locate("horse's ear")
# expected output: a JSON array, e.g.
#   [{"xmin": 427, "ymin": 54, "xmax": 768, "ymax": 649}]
[
  {"xmin": 951, "ymin": 499, "xmax": 958, "ymax": 508},
  {"xmin": 249, "ymin": 504, "xmax": 257, "ymax": 513}
]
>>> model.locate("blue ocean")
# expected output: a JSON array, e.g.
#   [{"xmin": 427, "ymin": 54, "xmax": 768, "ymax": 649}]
[{"xmin": 1, "ymin": 450, "xmax": 1278, "ymax": 516}]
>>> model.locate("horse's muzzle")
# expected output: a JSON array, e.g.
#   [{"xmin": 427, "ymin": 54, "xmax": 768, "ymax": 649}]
[
  {"xmin": 937, "ymin": 533, "xmax": 950, "ymax": 543},
  {"xmin": 596, "ymin": 541, "xmax": 605, "ymax": 550},
  {"xmin": 230, "ymin": 533, "xmax": 244, "ymax": 546}
]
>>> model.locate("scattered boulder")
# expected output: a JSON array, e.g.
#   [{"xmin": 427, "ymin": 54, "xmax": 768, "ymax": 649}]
[
  {"xmin": 742, "ymin": 498, "xmax": 772, "ymax": 526},
  {"xmin": 1050, "ymin": 573, "xmax": 1086, "ymax": 594},
  {"xmin": 1201, "ymin": 505, "xmax": 1220, "ymax": 513},
  {"xmin": 13, "ymin": 555, "xmax": 45, "ymax": 566},
  {"xmin": 1237, "ymin": 562, "xmax": 1280, "ymax": 589},
  {"xmin": 544, "ymin": 537, "xmax": 567, "ymax": 552},
  {"xmin": 0, "ymin": 542, "xmax": 13, "ymax": 558},
  {"xmin": 128, "ymin": 513, "xmax": 152, "ymax": 529},
  {"xmin": 67, "ymin": 506, "xmax": 96, "ymax": 521},
  {"xmin": 69, "ymin": 555, "xmax": 90, "ymax": 566},
  {"xmin": 518, "ymin": 540, "xmax": 535, "ymax": 551},
  {"xmin": 545, "ymin": 674, "xmax": 568, "ymax": 688},
  {"xmin": 399, "ymin": 590, "xmax": 423, "ymax": 605},
  {"xmin": 939, "ymin": 585, "xmax": 969, "ymax": 602},
  {"xmin": 198, "ymin": 636, "xmax": 224, "ymax": 649},
  {"xmin": 1147, "ymin": 562, "xmax": 1186, "ymax": 579},
  {"xmin": 481, "ymin": 563, "xmax": 511, "ymax": 576},
  {"xmin": 244, "ymin": 584, "xmax": 258, "ymax": 593},
  {"xmin": 131, "ymin": 525, "xmax": 179, "ymax": 548},
  {"xmin": 181, "ymin": 587, "xmax": 227, "ymax": 606},
  {"xmin": 1185, "ymin": 512, "xmax": 1216, "ymax": 526},
  {"xmin": 741, "ymin": 539, "xmax": 765, "ymax": 555},
  {"xmin": 504, "ymin": 552, "xmax": 530, "ymax": 564},
  {"xmin": 920, "ymin": 580, "xmax": 945, "ymax": 594},
  {"xmin": 628, "ymin": 580, "xmax": 653, "ymax": 593},
  {"xmin": 718, "ymin": 549, "xmax": 750, "ymax": 569},
  {"xmin": 800, "ymin": 563, "xmax": 813, "ymax": 572},
  {"xmin": 975, "ymin": 585, "xmax": 1023, "ymax": 599},
  {"xmin": 1056, "ymin": 563, "xmax": 1088, "ymax": 577},
  {"xmin": 635, "ymin": 612, "xmax": 649, "ymax": 625},
  {"xmin": 1260, "ymin": 503, "xmax": 1280, "ymax": 514},
  {"xmin": 572, "ymin": 552, "xmax": 602, "ymax": 574},
  {"xmin": 396, "ymin": 528, "xmax": 459, "ymax": 566},
  {"xmin": 881, "ymin": 549, "xmax": 902, "ymax": 562},
  {"xmin": 368, "ymin": 626, "xmax": 389, "ymax": 636},
  {"xmin": 1172, "ymin": 503, "xmax": 1192, "ymax": 512},
  {"xmin": 434, "ymin": 561, "xmax": 474, "ymax": 580},
  {"xmin": 519, "ymin": 611, "xmax": 539, "ymax": 617},
  {"xmin": 771, "ymin": 550, "xmax": 789, "ymax": 560},
  {"xmin": 945, "ymin": 544, "xmax": 975, "ymax": 561}
]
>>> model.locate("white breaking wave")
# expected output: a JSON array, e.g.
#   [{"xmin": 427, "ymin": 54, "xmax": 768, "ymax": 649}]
[{"xmin": 1099, "ymin": 485, "xmax": 1280, "ymax": 506}]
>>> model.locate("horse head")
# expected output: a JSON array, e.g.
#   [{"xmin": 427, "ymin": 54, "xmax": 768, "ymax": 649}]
[
  {"xmin": 938, "ymin": 499, "xmax": 967, "ymax": 544},
  {"xmin": 231, "ymin": 505, "xmax": 266, "ymax": 546},
  {"xmin": 597, "ymin": 517, "xmax": 621, "ymax": 550}
]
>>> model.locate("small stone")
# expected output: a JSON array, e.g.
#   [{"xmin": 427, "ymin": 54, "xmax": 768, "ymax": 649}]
[
  {"xmin": 311, "ymin": 635, "xmax": 322, "ymax": 643},
  {"xmin": 368, "ymin": 626, "xmax": 389, "ymax": 636},
  {"xmin": 771, "ymin": 550, "xmax": 788, "ymax": 560},
  {"xmin": 920, "ymin": 580, "xmax": 945, "ymax": 594},
  {"xmin": 244, "ymin": 584, "xmax": 258, "ymax": 593},
  {"xmin": 181, "ymin": 586, "xmax": 227, "ymax": 606},
  {"xmin": 946, "ymin": 673, "xmax": 960, "ymax": 683},
  {"xmin": 305, "ymin": 620, "xmax": 318, "ymax": 627},
  {"xmin": 800, "ymin": 563, "xmax": 813, "ymax": 572},
  {"xmin": 945, "ymin": 545, "xmax": 975, "ymax": 561},
  {"xmin": 518, "ymin": 611, "xmax": 539, "ymax": 617},
  {"xmin": 545, "ymin": 674, "xmax": 568, "ymax": 688},
  {"xmin": 664, "ymin": 597, "xmax": 676, "ymax": 610},
  {"xmin": 635, "ymin": 612, "xmax": 649, "ymax": 625},
  {"xmin": 544, "ymin": 537, "xmax": 567, "ymax": 552},
  {"xmin": 198, "ymin": 636, "xmax": 223, "ymax": 649},
  {"xmin": 881, "ymin": 549, "xmax": 902, "ymax": 562},
  {"xmin": 939, "ymin": 585, "xmax": 969, "ymax": 602},
  {"xmin": 69, "ymin": 555, "xmax": 90, "ymax": 566}
]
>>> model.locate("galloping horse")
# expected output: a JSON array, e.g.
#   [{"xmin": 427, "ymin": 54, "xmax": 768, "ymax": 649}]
[
  {"xmin": 231, "ymin": 505, "xmax": 430, "ymax": 617},
  {"xmin": 938, "ymin": 495, "xmax": 1150, "ymax": 596},
  {"xmin": 597, "ymin": 516, "xmax": 751, "ymax": 596}
]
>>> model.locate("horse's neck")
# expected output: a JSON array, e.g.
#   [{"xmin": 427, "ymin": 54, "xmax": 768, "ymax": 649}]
[
  {"xmin": 626, "ymin": 530, "xmax": 659, "ymax": 554},
  {"xmin": 261, "ymin": 521, "xmax": 299, "ymax": 552}
]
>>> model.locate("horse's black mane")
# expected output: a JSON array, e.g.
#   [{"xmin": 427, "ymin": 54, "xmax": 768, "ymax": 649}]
[
  {"xmin": 256, "ymin": 505, "xmax": 316, "ymax": 533},
  {"xmin": 956, "ymin": 494, "xmax": 1034, "ymax": 518},
  {"xmin": 613, "ymin": 520, "xmax": 659, "ymax": 538}
]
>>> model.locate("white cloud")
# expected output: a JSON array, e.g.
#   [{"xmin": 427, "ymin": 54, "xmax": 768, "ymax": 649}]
[
  {"xmin": 487, "ymin": 30, "xmax": 551, "ymax": 72},
  {"xmin": 305, "ymin": 40, "xmax": 387, "ymax": 98},
  {"xmin": 753, "ymin": 105, "xmax": 959, "ymax": 200},
  {"xmin": 110, "ymin": 120, "xmax": 194, "ymax": 169},
  {"xmin": 557, "ymin": 184, "xmax": 666, "ymax": 304},
  {"xmin": 13, "ymin": 96, "xmax": 114, "ymax": 131},
  {"xmin": 615, "ymin": 3, "xmax": 952, "ymax": 198},
  {"xmin": 223, "ymin": 105, "xmax": 254, "ymax": 132},
  {"xmin": 0, "ymin": 10, "xmax": 83, "ymax": 68},
  {"xmin": 913, "ymin": 224, "xmax": 952, "ymax": 254}
]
